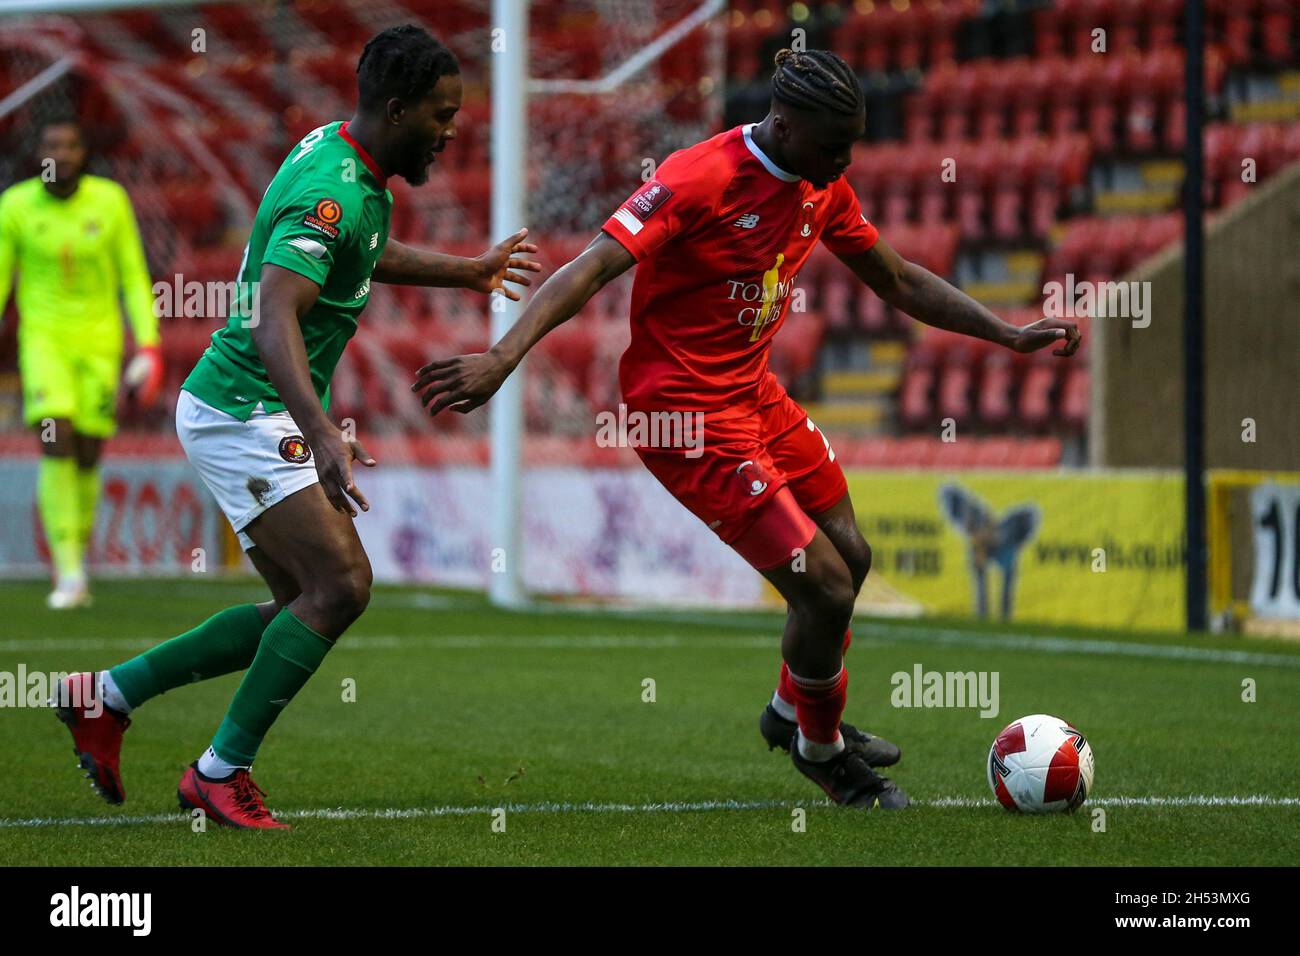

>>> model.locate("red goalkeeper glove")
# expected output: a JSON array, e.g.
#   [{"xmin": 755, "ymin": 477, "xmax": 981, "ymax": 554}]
[{"xmin": 124, "ymin": 345, "xmax": 164, "ymax": 408}]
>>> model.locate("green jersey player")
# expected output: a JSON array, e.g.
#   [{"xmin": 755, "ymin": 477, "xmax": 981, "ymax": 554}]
[{"xmin": 51, "ymin": 25, "xmax": 540, "ymax": 827}]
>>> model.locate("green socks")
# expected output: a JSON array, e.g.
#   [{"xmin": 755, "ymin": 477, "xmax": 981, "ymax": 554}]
[
  {"xmin": 108, "ymin": 604, "xmax": 267, "ymax": 709},
  {"xmin": 210, "ymin": 608, "xmax": 334, "ymax": 767},
  {"xmin": 106, "ymin": 605, "xmax": 335, "ymax": 768},
  {"xmin": 38, "ymin": 456, "xmax": 82, "ymax": 580}
]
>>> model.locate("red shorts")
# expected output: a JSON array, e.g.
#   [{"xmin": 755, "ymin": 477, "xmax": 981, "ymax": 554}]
[{"xmin": 633, "ymin": 389, "xmax": 847, "ymax": 571}]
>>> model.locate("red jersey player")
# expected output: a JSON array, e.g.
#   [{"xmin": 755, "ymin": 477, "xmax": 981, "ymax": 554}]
[{"xmin": 413, "ymin": 49, "xmax": 1080, "ymax": 809}]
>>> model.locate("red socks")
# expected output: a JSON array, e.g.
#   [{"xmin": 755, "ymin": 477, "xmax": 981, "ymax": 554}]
[
  {"xmin": 776, "ymin": 628, "xmax": 851, "ymax": 714},
  {"xmin": 776, "ymin": 628, "xmax": 852, "ymax": 745},
  {"xmin": 786, "ymin": 667, "xmax": 848, "ymax": 745}
]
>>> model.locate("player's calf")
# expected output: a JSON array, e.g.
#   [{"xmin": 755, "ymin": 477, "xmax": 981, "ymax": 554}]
[{"xmin": 771, "ymin": 539, "xmax": 856, "ymax": 677}]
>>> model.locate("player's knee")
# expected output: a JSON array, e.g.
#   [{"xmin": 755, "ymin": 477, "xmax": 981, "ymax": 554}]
[
  {"xmin": 336, "ymin": 564, "xmax": 372, "ymax": 622},
  {"xmin": 307, "ymin": 559, "xmax": 371, "ymax": 626},
  {"xmin": 36, "ymin": 422, "xmax": 76, "ymax": 458},
  {"xmin": 795, "ymin": 560, "xmax": 856, "ymax": 630},
  {"xmin": 843, "ymin": 537, "xmax": 872, "ymax": 593}
]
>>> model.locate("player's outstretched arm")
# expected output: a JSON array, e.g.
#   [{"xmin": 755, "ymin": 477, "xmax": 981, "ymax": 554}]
[
  {"xmin": 841, "ymin": 237, "xmax": 1081, "ymax": 357},
  {"xmin": 253, "ymin": 264, "xmax": 376, "ymax": 516},
  {"xmin": 373, "ymin": 229, "xmax": 541, "ymax": 298},
  {"xmin": 412, "ymin": 231, "xmax": 634, "ymax": 417},
  {"xmin": 115, "ymin": 186, "xmax": 165, "ymax": 406}
]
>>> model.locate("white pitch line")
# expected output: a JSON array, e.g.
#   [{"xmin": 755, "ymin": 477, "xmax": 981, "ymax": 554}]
[
  {"xmin": 0, "ymin": 634, "xmax": 778, "ymax": 654},
  {"xmin": 923, "ymin": 794, "xmax": 1300, "ymax": 809},
  {"xmin": 3, "ymin": 794, "xmax": 1298, "ymax": 829},
  {"xmin": 854, "ymin": 621, "xmax": 1300, "ymax": 670},
  {"xmin": 3, "ymin": 627, "xmax": 1300, "ymax": 671}
]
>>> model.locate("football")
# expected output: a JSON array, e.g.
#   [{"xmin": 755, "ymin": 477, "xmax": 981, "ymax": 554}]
[{"xmin": 987, "ymin": 714, "xmax": 1095, "ymax": 814}]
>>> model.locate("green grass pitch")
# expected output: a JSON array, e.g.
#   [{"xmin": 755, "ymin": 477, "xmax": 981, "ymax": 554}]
[{"xmin": 2, "ymin": 579, "xmax": 1298, "ymax": 866}]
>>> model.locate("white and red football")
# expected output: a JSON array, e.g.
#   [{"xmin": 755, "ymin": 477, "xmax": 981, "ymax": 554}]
[{"xmin": 987, "ymin": 714, "xmax": 1095, "ymax": 814}]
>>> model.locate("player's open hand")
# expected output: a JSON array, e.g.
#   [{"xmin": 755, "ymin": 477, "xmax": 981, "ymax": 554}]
[
  {"xmin": 312, "ymin": 428, "xmax": 377, "ymax": 518},
  {"xmin": 470, "ymin": 228, "xmax": 541, "ymax": 301},
  {"xmin": 412, "ymin": 350, "xmax": 511, "ymax": 417},
  {"xmin": 1008, "ymin": 317, "xmax": 1082, "ymax": 357}
]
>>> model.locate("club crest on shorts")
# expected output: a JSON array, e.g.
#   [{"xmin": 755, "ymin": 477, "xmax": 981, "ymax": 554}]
[
  {"xmin": 736, "ymin": 459, "xmax": 770, "ymax": 496},
  {"xmin": 278, "ymin": 435, "xmax": 311, "ymax": 463}
]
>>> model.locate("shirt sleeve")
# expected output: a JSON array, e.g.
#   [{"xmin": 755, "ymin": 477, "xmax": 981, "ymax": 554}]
[
  {"xmin": 261, "ymin": 187, "xmax": 356, "ymax": 287},
  {"xmin": 600, "ymin": 159, "xmax": 715, "ymax": 261},
  {"xmin": 819, "ymin": 177, "xmax": 879, "ymax": 258},
  {"xmin": 112, "ymin": 185, "xmax": 160, "ymax": 347}
]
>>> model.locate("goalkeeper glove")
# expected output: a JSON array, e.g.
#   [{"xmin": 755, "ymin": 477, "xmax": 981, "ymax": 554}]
[{"xmin": 124, "ymin": 345, "xmax": 164, "ymax": 407}]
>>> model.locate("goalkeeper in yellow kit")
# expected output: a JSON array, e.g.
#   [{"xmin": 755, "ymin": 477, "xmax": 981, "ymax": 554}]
[{"xmin": 0, "ymin": 118, "xmax": 162, "ymax": 608}]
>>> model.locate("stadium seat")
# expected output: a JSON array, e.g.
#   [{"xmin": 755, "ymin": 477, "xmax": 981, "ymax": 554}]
[
  {"xmin": 1261, "ymin": 6, "xmax": 1295, "ymax": 63},
  {"xmin": 978, "ymin": 351, "xmax": 1015, "ymax": 430},
  {"xmin": 899, "ymin": 350, "xmax": 938, "ymax": 431},
  {"xmin": 1061, "ymin": 364, "xmax": 1090, "ymax": 432},
  {"xmin": 1017, "ymin": 356, "xmax": 1057, "ymax": 431},
  {"xmin": 937, "ymin": 349, "xmax": 974, "ymax": 425}
]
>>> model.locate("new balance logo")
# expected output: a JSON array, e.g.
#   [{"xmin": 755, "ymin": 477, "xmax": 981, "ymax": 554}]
[
  {"xmin": 288, "ymin": 236, "xmax": 327, "ymax": 259},
  {"xmin": 733, "ymin": 214, "xmax": 760, "ymax": 229},
  {"xmin": 369, "ymin": 233, "xmax": 379, "ymax": 250}
]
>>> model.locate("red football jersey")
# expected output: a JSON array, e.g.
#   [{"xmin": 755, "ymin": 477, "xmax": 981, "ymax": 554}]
[{"xmin": 602, "ymin": 123, "xmax": 879, "ymax": 417}]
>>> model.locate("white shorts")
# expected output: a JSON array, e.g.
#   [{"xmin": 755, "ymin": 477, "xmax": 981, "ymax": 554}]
[{"xmin": 176, "ymin": 389, "xmax": 320, "ymax": 551}]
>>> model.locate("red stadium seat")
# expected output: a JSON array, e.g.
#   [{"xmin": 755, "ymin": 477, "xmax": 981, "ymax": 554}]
[
  {"xmin": 1017, "ymin": 357, "xmax": 1057, "ymax": 431},
  {"xmin": 899, "ymin": 353, "xmax": 937, "ymax": 431},
  {"xmin": 978, "ymin": 351, "xmax": 1014, "ymax": 430},
  {"xmin": 937, "ymin": 347, "xmax": 974, "ymax": 424},
  {"xmin": 1262, "ymin": 7, "xmax": 1295, "ymax": 63},
  {"xmin": 923, "ymin": 3, "xmax": 961, "ymax": 67},
  {"xmin": 1143, "ymin": 0, "xmax": 1183, "ymax": 51},
  {"xmin": 1012, "ymin": 59, "xmax": 1052, "ymax": 138},
  {"xmin": 1061, "ymin": 365, "xmax": 1090, "ymax": 432},
  {"xmin": 1033, "ymin": 5, "xmax": 1065, "ymax": 59}
]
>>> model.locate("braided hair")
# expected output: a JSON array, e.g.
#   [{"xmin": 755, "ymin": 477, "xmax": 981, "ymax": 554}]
[
  {"xmin": 770, "ymin": 48, "xmax": 864, "ymax": 116},
  {"xmin": 356, "ymin": 25, "xmax": 460, "ymax": 109}
]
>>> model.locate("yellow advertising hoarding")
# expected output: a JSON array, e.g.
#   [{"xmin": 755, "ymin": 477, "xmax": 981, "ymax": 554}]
[{"xmin": 837, "ymin": 471, "xmax": 1187, "ymax": 632}]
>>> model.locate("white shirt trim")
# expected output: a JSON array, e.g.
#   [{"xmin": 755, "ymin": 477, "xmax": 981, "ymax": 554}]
[
  {"xmin": 612, "ymin": 207, "xmax": 644, "ymax": 236},
  {"xmin": 742, "ymin": 123, "xmax": 801, "ymax": 182}
]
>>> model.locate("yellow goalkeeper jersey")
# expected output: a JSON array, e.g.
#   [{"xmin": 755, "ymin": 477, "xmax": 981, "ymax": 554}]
[{"xmin": 0, "ymin": 174, "xmax": 158, "ymax": 352}]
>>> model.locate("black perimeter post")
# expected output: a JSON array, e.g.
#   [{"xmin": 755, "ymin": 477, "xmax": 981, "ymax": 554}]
[{"xmin": 1184, "ymin": 0, "xmax": 1208, "ymax": 632}]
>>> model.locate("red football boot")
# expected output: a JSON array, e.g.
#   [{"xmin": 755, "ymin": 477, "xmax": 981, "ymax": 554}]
[
  {"xmin": 178, "ymin": 763, "xmax": 291, "ymax": 830},
  {"xmin": 52, "ymin": 672, "xmax": 130, "ymax": 804}
]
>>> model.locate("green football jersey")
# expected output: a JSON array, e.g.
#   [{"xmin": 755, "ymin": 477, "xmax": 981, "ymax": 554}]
[{"xmin": 183, "ymin": 121, "xmax": 393, "ymax": 420}]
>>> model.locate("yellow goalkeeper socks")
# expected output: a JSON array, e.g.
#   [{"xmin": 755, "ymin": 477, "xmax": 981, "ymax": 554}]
[
  {"xmin": 38, "ymin": 456, "xmax": 83, "ymax": 582},
  {"xmin": 76, "ymin": 465, "xmax": 100, "ymax": 556}
]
